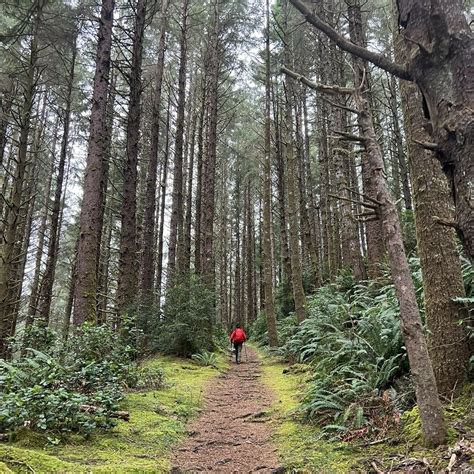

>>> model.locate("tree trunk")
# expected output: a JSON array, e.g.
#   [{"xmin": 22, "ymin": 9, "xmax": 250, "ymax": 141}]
[
  {"xmin": 155, "ymin": 97, "xmax": 171, "ymax": 313},
  {"xmin": 0, "ymin": 0, "xmax": 44, "ymax": 357},
  {"xmin": 73, "ymin": 0, "xmax": 115, "ymax": 326},
  {"xmin": 395, "ymin": 25, "xmax": 471, "ymax": 397},
  {"xmin": 346, "ymin": 1, "xmax": 385, "ymax": 278},
  {"xmin": 263, "ymin": 0, "xmax": 278, "ymax": 346},
  {"xmin": 139, "ymin": 0, "xmax": 169, "ymax": 299},
  {"xmin": 117, "ymin": 0, "xmax": 147, "ymax": 316},
  {"xmin": 283, "ymin": 0, "xmax": 306, "ymax": 323},
  {"xmin": 167, "ymin": 0, "xmax": 190, "ymax": 285},
  {"xmin": 200, "ymin": 0, "xmax": 220, "ymax": 290},
  {"xmin": 38, "ymin": 33, "xmax": 77, "ymax": 324},
  {"xmin": 396, "ymin": 0, "xmax": 474, "ymax": 262}
]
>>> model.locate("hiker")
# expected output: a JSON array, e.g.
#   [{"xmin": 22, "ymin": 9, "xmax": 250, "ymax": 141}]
[{"xmin": 229, "ymin": 323, "xmax": 247, "ymax": 364}]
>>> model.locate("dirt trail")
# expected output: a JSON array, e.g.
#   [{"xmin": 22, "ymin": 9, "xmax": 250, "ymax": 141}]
[{"xmin": 171, "ymin": 347, "xmax": 282, "ymax": 473}]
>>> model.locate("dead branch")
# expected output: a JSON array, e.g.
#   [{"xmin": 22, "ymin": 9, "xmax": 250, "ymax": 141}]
[
  {"xmin": 333, "ymin": 130, "xmax": 366, "ymax": 142},
  {"xmin": 280, "ymin": 66, "xmax": 354, "ymax": 95},
  {"xmin": 344, "ymin": 187, "xmax": 383, "ymax": 206},
  {"xmin": 328, "ymin": 193, "xmax": 377, "ymax": 210},
  {"xmin": 288, "ymin": 0, "xmax": 411, "ymax": 80},
  {"xmin": 433, "ymin": 216, "xmax": 458, "ymax": 229},
  {"xmin": 413, "ymin": 139, "xmax": 439, "ymax": 151}
]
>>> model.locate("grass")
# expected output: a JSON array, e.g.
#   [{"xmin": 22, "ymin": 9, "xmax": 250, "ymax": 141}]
[
  {"xmin": 0, "ymin": 355, "xmax": 227, "ymax": 473},
  {"xmin": 258, "ymin": 348, "xmax": 473, "ymax": 473}
]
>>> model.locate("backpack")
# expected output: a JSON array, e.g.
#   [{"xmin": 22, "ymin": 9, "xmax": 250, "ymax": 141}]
[{"xmin": 233, "ymin": 328, "xmax": 246, "ymax": 343}]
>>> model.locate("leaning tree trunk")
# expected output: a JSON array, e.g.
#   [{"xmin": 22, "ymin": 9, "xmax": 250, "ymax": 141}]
[
  {"xmin": 73, "ymin": 0, "xmax": 115, "ymax": 326},
  {"xmin": 355, "ymin": 85, "xmax": 447, "ymax": 446}
]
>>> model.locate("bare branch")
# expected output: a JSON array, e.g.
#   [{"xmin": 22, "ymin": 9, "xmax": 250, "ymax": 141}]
[
  {"xmin": 433, "ymin": 216, "xmax": 458, "ymax": 229},
  {"xmin": 328, "ymin": 193, "xmax": 378, "ymax": 210},
  {"xmin": 413, "ymin": 139, "xmax": 439, "ymax": 151},
  {"xmin": 280, "ymin": 66, "xmax": 354, "ymax": 95},
  {"xmin": 288, "ymin": 0, "xmax": 411, "ymax": 81},
  {"xmin": 333, "ymin": 130, "xmax": 366, "ymax": 142}
]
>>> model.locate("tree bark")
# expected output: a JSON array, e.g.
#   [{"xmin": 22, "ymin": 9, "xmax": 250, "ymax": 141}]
[
  {"xmin": 117, "ymin": 0, "xmax": 147, "ymax": 316},
  {"xmin": 38, "ymin": 32, "xmax": 77, "ymax": 324},
  {"xmin": 0, "ymin": 0, "xmax": 44, "ymax": 357},
  {"xmin": 73, "ymin": 0, "xmax": 115, "ymax": 325},
  {"xmin": 263, "ymin": 0, "xmax": 278, "ymax": 346},
  {"xmin": 167, "ymin": 0, "xmax": 190, "ymax": 285},
  {"xmin": 200, "ymin": 0, "xmax": 220, "ymax": 290},
  {"xmin": 395, "ymin": 24, "xmax": 471, "ymax": 397},
  {"xmin": 155, "ymin": 97, "xmax": 171, "ymax": 313}
]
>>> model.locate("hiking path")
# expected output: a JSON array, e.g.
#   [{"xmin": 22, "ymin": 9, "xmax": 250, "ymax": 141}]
[{"xmin": 171, "ymin": 346, "xmax": 283, "ymax": 473}]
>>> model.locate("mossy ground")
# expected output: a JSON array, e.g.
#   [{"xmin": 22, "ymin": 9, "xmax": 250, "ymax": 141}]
[
  {"xmin": 0, "ymin": 355, "xmax": 227, "ymax": 473},
  {"xmin": 259, "ymin": 348, "xmax": 473, "ymax": 473}
]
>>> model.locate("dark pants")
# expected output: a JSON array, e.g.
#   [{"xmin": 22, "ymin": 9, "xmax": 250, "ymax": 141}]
[{"xmin": 234, "ymin": 342, "xmax": 243, "ymax": 363}]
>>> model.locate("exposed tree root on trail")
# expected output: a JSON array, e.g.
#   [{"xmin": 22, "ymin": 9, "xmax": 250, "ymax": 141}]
[{"xmin": 171, "ymin": 347, "xmax": 283, "ymax": 473}]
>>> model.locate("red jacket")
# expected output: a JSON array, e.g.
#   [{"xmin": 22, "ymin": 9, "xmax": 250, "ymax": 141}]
[{"xmin": 230, "ymin": 328, "xmax": 247, "ymax": 344}]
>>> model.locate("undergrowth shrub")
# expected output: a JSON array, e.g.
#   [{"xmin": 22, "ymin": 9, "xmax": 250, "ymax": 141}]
[
  {"xmin": 0, "ymin": 324, "xmax": 150, "ymax": 438},
  {"xmin": 282, "ymin": 275, "xmax": 408, "ymax": 439}
]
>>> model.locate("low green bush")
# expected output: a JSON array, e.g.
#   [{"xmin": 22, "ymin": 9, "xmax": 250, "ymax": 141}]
[{"xmin": 0, "ymin": 324, "xmax": 150, "ymax": 438}]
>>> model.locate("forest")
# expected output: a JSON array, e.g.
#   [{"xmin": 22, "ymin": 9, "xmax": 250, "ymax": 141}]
[{"xmin": 0, "ymin": 0, "xmax": 473, "ymax": 471}]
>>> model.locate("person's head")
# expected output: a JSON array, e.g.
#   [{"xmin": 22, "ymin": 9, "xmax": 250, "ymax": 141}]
[{"xmin": 235, "ymin": 323, "xmax": 241, "ymax": 328}]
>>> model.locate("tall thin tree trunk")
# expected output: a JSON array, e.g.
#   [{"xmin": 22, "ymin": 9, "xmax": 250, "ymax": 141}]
[
  {"xmin": 117, "ymin": 0, "xmax": 147, "ymax": 316},
  {"xmin": 167, "ymin": 0, "xmax": 190, "ymax": 285},
  {"xmin": 155, "ymin": 97, "xmax": 171, "ymax": 313},
  {"xmin": 263, "ymin": 0, "xmax": 278, "ymax": 346},
  {"xmin": 73, "ymin": 0, "xmax": 115, "ymax": 326},
  {"xmin": 38, "ymin": 34, "xmax": 77, "ymax": 324},
  {"xmin": 283, "ymin": 0, "xmax": 305, "ymax": 323},
  {"xmin": 139, "ymin": 0, "xmax": 169, "ymax": 298},
  {"xmin": 0, "ymin": 0, "xmax": 44, "ymax": 357}
]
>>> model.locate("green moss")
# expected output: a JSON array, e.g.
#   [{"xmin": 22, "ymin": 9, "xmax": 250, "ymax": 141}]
[
  {"xmin": 259, "ymin": 348, "xmax": 472, "ymax": 472},
  {"xmin": 259, "ymin": 351, "xmax": 362, "ymax": 473},
  {"xmin": 1, "ymin": 355, "xmax": 226, "ymax": 473},
  {"xmin": 402, "ymin": 383, "xmax": 474, "ymax": 445}
]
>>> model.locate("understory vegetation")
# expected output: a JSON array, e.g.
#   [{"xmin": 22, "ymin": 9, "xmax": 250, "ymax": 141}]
[
  {"xmin": 0, "ymin": 354, "xmax": 225, "ymax": 472},
  {"xmin": 253, "ymin": 258, "xmax": 473, "ymax": 441}
]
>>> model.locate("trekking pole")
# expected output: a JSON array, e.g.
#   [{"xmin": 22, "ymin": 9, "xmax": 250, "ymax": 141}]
[{"xmin": 244, "ymin": 343, "xmax": 248, "ymax": 361}]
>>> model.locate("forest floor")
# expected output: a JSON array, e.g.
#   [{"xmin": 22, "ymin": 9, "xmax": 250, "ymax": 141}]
[
  {"xmin": 171, "ymin": 347, "xmax": 282, "ymax": 472},
  {"xmin": 1, "ymin": 347, "xmax": 473, "ymax": 473}
]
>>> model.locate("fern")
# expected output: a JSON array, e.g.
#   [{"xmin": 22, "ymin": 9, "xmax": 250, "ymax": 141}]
[{"xmin": 191, "ymin": 351, "xmax": 218, "ymax": 368}]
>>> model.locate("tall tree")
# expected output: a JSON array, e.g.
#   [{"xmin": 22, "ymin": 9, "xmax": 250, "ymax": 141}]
[
  {"xmin": 0, "ymin": 0, "xmax": 45, "ymax": 357},
  {"xmin": 73, "ymin": 0, "xmax": 115, "ymax": 325},
  {"xmin": 262, "ymin": 0, "xmax": 278, "ymax": 346},
  {"xmin": 167, "ymin": 0, "xmax": 191, "ymax": 285},
  {"xmin": 116, "ymin": 0, "xmax": 147, "ymax": 316}
]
